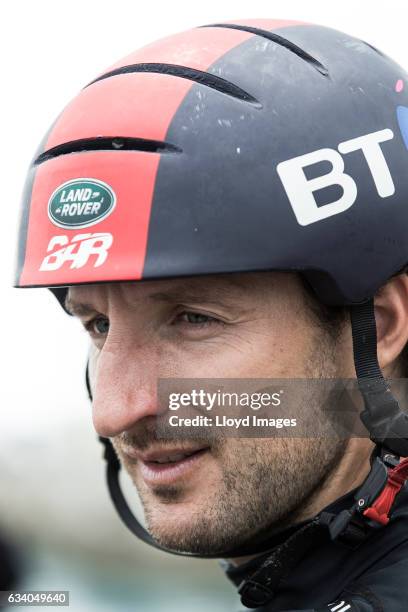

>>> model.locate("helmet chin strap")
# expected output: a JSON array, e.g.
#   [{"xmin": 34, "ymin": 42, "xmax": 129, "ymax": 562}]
[
  {"xmin": 86, "ymin": 297, "xmax": 408, "ymax": 559},
  {"xmin": 317, "ymin": 298, "xmax": 408, "ymax": 552},
  {"xmin": 350, "ymin": 298, "xmax": 408, "ymax": 457}
]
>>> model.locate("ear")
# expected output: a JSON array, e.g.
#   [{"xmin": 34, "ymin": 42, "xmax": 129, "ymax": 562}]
[{"xmin": 374, "ymin": 272, "xmax": 408, "ymax": 374}]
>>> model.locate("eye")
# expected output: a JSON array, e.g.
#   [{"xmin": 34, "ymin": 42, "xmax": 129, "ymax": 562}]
[
  {"xmin": 84, "ymin": 316, "xmax": 110, "ymax": 335},
  {"xmin": 174, "ymin": 311, "xmax": 221, "ymax": 327}
]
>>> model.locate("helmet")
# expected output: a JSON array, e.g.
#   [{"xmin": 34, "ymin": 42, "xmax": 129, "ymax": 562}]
[
  {"xmin": 14, "ymin": 18, "xmax": 408, "ymax": 562},
  {"xmin": 15, "ymin": 17, "xmax": 408, "ymax": 305}
]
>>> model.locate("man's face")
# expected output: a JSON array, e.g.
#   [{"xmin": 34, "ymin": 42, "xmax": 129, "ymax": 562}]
[{"xmin": 67, "ymin": 272, "xmax": 353, "ymax": 555}]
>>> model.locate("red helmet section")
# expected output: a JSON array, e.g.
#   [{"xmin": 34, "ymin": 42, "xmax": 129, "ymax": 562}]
[{"xmin": 17, "ymin": 19, "xmax": 302, "ymax": 289}]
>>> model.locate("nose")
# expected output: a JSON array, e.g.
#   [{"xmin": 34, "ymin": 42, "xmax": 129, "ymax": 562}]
[{"xmin": 91, "ymin": 344, "xmax": 159, "ymax": 437}]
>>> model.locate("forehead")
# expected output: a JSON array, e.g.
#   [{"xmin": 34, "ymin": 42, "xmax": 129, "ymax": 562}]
[{"xmin": 65, "ymin": 273, "xmax": 273, "ymax": 312}]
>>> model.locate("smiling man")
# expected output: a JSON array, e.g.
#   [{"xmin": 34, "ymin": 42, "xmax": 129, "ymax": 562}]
[
  {"xmin": 66, "ymin": 273, "xmax": 360, "ymax": 556},
  {"xmin": 15, "ymin": 18, "xmax": 408, "ymax": 612}
]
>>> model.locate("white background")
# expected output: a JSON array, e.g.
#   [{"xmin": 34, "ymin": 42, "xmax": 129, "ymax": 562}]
[{"xmin": 1, "ymin": 1, "xmax": 408, "ymax": 609}]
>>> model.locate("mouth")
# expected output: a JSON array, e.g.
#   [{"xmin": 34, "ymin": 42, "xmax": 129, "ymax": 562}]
[{"xmin": 122, "ymin": 444, "xmax": 211, "ymax": 487}]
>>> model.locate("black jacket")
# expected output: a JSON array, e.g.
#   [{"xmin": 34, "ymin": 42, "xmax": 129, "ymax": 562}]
[{"xmin": 224, "ymin": 485, "xmax": 408, "ymax": 612}]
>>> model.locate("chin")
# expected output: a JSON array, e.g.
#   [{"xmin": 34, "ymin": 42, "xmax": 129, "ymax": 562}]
[{"xmin": 143, "ymin": 495, "xmax": 216, "ymax": 551}]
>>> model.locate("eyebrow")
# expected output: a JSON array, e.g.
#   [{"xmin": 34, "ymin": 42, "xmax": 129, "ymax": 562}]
[
  {"xmin": 148, "ymin": 275, "xmax": 252, "ymax": 308},
  {"xmin": 148, "ymin": 288, "xmax": 237, "ymax": 308},
  {"xmin": 64, "ymin": 297, "xmax": 98, "ymax": 317},
  {"xmin": 65, "ymin": 277, "xmax": 248, "ymax": 316}
]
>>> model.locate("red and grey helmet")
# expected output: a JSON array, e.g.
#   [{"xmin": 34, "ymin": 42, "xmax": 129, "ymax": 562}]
[
  {"xmin": 15, "ymin": 18, "xmax": 408, "ymax": 305},
  {"xmin": 14, "ymin": 19, "xmax": 408, "ymax": 564}
]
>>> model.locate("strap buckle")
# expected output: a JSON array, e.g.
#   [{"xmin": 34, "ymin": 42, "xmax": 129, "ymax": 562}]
[
  {"xmin": 321, "ymin": 453, "xmax": 408, "ymax": 546},
  {"xmin": 362, "ymin": 455, "xmax": 408, "ymax": 526}
]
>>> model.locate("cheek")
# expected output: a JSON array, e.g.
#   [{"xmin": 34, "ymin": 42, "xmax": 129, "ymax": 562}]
[
  {"xmin": 208, "ymin": 326, "xmax": 314, "ymax": 378},
  {"xmin": 166, "ymin": 330, "xmax": 308, "ymax": 379}
]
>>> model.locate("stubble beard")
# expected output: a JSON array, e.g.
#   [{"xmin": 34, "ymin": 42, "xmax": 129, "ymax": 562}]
[{"xmin": 117, "ymin": 328, "xmax": 348, "ymax": 556}]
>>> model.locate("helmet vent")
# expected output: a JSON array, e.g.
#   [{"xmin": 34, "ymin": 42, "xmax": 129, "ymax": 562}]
[
  {"xmin": 86, "ymin": 62, "xmax": 262, "ymax": 107},
  {"xmin": 200, "ymin": 23, "xmax": 329, "ymax": 76},
  {"xmin": 34, "ymin": 136, "xmax": 183, "ymax": 165}
]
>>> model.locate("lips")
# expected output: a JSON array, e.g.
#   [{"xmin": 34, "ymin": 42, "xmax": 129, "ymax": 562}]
[
  {"xmin": 122, "ymin": 444, "xmax": 210, "ymax": 486},
  {"xmin": 121, "ymin": 443, "xmax": 209, "ymax": 464},
  {"xmin": 148, "ymin": 451, "xmax": 199, "ymax": 464}
]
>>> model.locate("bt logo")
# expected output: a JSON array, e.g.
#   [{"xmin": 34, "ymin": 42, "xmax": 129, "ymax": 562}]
[
  {"xmin": 39, "ymin": 232, "xmax": 113, "ymax": 271},
  {"xmin": 277, "ymin": 128, "xmax": 395, "ymax": 226}
]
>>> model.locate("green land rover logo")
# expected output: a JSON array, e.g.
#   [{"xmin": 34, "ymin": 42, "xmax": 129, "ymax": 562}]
[{"xmin": 48, "ymin": 178, "xmax": 116, "ymax": 229}]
